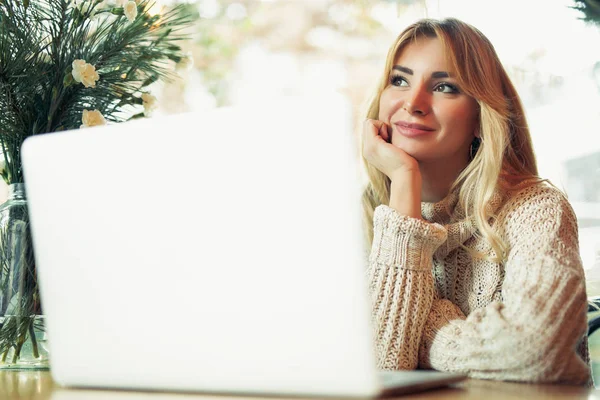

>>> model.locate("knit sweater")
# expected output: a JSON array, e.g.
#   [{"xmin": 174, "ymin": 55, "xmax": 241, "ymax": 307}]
[{"xmin": 367, "ymin": 181, "xmax": 593, "ymax": 385}]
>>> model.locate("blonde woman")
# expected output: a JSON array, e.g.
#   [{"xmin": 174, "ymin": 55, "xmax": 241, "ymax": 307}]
[{"xmin": 362, "ymin": 18, "xmax": 592, "ymax": 385}]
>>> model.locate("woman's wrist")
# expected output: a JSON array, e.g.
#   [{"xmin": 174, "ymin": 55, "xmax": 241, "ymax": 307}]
[{"xmin": 389, "ymin": 170, "xmax": 422, "ymax": 219}]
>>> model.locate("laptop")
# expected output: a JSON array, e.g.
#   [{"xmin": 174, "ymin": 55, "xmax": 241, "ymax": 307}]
[{"xmin": 21, "ymin": 94, "xmax": 466, "ymax": 397}]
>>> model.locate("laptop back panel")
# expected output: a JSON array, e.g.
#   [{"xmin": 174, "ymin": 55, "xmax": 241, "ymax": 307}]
[{"xmin": 22, "ymin": 95, "xmax": 381, "ymax": 397}]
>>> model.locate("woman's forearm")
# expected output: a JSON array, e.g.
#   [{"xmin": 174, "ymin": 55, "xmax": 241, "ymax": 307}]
[
  {"xmin": 367, "ymin": 205, "xmax": 447, "ymax": 369},
  {"xmin": 389, "ymin": 171, "xmax": 422, "ymax": 219}
]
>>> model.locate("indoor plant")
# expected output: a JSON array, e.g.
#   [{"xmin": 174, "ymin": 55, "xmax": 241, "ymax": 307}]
[{"xmin": 0, "ymin": 0, "xmax": 194, "ymax": 368}]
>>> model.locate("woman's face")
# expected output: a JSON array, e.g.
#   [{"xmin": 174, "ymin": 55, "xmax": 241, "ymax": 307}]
[{"xmin": 378, "ymin": 36, "xmax": 479, "ymax": 163}]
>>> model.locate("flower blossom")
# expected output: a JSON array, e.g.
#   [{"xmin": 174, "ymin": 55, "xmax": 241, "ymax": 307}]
[
  {"xmin": 72, "ymin": 59, "xmax": 100, "ymax": 88},
  {"xmin": 176, "ymin": 52, "xmax": 194, "ymax": 72},
  {"xmin": 141, "ymin": 93, "xmax": 157, "ymax": 116},
  {"xmin": 80, "ymin": 109, "xmax": 107, "ymax": 128},
  {"xmin": 124, "ymin": 1, "xmax": 138, "ymax": 22}
]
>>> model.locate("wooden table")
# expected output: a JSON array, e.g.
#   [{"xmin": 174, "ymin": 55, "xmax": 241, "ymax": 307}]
[{"xmin": 1, "ymin": 370, "xmax": 599, "ymax": 400}]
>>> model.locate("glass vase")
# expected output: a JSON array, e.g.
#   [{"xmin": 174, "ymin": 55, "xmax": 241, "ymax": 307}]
[{"xmin": 0, "ymin": 183, "xmax": 49, "ymax": 369}]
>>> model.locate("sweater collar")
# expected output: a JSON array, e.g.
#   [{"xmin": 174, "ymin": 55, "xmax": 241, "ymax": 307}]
[
  {"xmin": 421, "ymin": 188, "xmax": 504, "ymax": 258},
  {"xmin": 421, "ymin": 190, "xmax": 462, "ymax": 225}
]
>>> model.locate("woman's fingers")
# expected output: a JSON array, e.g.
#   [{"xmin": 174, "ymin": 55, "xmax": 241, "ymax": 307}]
[
  {"xmin": 362, "ymin": 118, "xmax": 419, "ymax": 179},
  {"xmin": 362, "ymin": 119, "xmax": 392, "ymax": 173},
  {"xmin": 379, "ymin": 123, "xmax": 390, "ymax": 143},
  {"xmin": 363, "ymin": 119, "xmax": 387, "ymax": 143},
  {"xmin": 362, "ymin": 120, "xmax": 383, "ymax": 159}
]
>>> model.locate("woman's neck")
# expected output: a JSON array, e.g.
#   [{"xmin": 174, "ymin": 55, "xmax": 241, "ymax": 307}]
[{"xmin": 419, "ymin": 155, "xmax": 469, "ymax": 203}]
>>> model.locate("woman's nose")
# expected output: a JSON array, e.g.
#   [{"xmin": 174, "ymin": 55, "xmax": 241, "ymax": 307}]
[{"xmin": 402, "ymin": 85, "xmax": 430, "ymax": 116}]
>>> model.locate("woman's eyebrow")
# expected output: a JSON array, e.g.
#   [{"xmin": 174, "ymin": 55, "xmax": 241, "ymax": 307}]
[
  {"xmin": 431, "ymin": 71, "xmax": 450, "ymax": 78},
  {"xmin": 393, "ymin": 65, "xmax": 413, "ymax": 74},
  {"xmin": 392, "ymin": 65, "xmax": 450, "ymax": 79}
]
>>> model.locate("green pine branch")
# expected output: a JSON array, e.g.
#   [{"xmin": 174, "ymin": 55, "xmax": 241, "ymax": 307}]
[
  {"xmin": 0, "ymin": 0, "xmax": 196, "ymax": 184},
  {"xmin": 0, "ymin": 210, "xmax": 38, "ymax": 362},
  {"xmin": 572, "ymin": 0, "xmax": 600, "ymax": 25}
]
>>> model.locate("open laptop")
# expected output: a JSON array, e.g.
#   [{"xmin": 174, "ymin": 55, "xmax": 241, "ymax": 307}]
[{"xmin": 21, "ymin": 94, "xmax": 466, "ymax": 397}]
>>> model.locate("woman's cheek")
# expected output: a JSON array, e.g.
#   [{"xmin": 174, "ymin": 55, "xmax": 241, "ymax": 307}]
[{"xmin": 379, "ymin": 91, "xmax": 403, "ymax": 123}]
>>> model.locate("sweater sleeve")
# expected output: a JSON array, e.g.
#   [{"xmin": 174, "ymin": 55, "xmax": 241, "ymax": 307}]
[
  {"xmin": 367, "ymin": 205, "xmax": 447, "ymax": 370},
  {"xmin": 417, "ymin": 186, "xmax": 591, "ymax": 385}
]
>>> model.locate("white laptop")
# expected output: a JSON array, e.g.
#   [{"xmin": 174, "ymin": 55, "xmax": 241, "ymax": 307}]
[{"xmin": 21, "ymin": 94, "xmax": 466, "ymax": 398}]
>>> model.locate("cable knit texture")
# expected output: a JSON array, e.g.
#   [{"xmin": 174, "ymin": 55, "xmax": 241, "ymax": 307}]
[{"xmin": 367, "ymin": 181, "xmax": 593, "ymax": 386}]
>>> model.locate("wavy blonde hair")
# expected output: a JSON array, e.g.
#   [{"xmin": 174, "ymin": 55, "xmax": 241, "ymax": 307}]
[{"xmin": 361, "ymin": 18, "xmax": 539, "ymax": 263}]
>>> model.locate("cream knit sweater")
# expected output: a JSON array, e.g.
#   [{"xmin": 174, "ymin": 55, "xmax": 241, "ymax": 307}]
[{"xmin": 367, "ymin": 181, "xmax": 593, "ymax": 385}]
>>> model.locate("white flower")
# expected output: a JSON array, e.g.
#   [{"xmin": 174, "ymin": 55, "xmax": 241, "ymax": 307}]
[
  {"xmin": 72, "ymin": 59, "xmax": 100, "ymax": 88},
  {"xmin": 124, "ymin": 1, "xmax": 138, "ymax": 22},
  {"xmin": 141, "ymin": 93, "xmax": 157, "ymax": 116},
  {"xmin": 115, "ymin": 0, "xmax": 127, "ymax": 6},
  {"xmin": 80, "ymin": 109, "xmax": 107, "ymax": 128},
  {"xmin": 176, "ymin": 52, "xmax": 194, "ymax": 72}
]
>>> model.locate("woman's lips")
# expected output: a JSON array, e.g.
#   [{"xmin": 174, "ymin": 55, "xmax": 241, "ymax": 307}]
[{"xmin": 394, "ymin": 121, "xmax": 436, "ymax": 137}]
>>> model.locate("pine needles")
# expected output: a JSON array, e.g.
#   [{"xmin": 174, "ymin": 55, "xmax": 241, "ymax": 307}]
[
  {"xmin": 572, "ymin": 0, "xmax": 600, "ymax": 25},
  {"xmin": 0, "ymin": 0, "xmax": 195, "ymax": 366},
  {"xmin": 0, "ymin": 204, "xmax": 38, "ymax": 364},
  {"xmin": 0, "ymin": 0, "xmax": 196, "ymax": 184}
]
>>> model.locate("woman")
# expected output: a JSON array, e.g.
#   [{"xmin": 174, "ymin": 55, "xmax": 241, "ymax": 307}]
[{"xmin": 361, "ymin": 17, "xmax": 592, "ymax": 385}]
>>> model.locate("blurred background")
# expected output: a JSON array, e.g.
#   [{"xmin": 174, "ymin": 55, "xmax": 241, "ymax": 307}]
[
  {"xmin": 14, "ymin": 0, "xmax": 600, "ymax": 380},
  {"xmin": 155, "ymin": 0, "xmax": 600, "ymax": 297}
]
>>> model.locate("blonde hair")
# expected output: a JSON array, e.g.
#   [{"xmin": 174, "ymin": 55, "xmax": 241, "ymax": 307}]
[{"xmin": 361, "ymin": 18, "xmax": 539, "ymax": 263}]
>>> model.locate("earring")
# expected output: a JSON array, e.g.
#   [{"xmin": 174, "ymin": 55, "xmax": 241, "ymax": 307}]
[{"xmin": 470, "ymin": 137, "xmax": 481, "ymax": 160}]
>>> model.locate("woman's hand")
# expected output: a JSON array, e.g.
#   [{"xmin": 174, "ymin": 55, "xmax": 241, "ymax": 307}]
[
  {"xmin": 362, "ymin": 119, "xmax": 419, "ymax": 179},
  {"xmin": 362, "ymin": 119, "xmax": 422, "ymax": 219}
]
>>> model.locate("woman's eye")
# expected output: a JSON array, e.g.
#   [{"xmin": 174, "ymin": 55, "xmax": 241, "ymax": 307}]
[
  {"xmin": 390, "ymin": 75, "xmax": 408, "ymax": 87},
  {"xmin": 434, "ymin": 83, "xmax": 459, "ymax": 93}
]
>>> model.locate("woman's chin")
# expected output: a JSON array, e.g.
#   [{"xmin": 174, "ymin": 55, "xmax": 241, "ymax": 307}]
[{"xmin": 391, "ymin": 143, "xmax": 431, "ymax": 162}]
